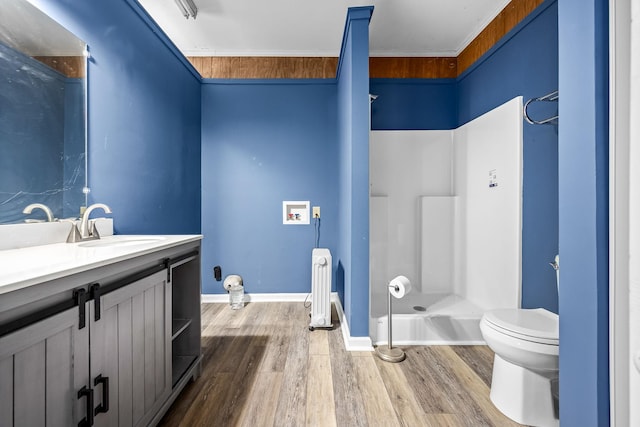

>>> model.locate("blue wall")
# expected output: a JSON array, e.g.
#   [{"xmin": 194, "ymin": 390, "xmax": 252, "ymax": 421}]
[
  {"xmin": 35, "ymin": 0, "xmax": 202, "ymax": 234},
  {"xmin": 336, "ymin": 7, "xmax": 373, "ymax": 337},
  {"xmin": 370, "ymin": 78, "xmax": 457, "ymax": 130},
  {"xmin": 200, "ymin": 81, "xmax": 339, "ymax": 294},
  {"xmin": 558, "ymin": 0, "xmax": 610, "ymax": 424},
  {"xmin": 457, "ymin": 0, "xmax": 559, "ymax": 314},
  {"xmin": 0, "ymin": 43, "xmax": 65, "ymax": 223},
  {"xmin": 195, "ymin": 9, "xmax": 373, "ymax": 329}
]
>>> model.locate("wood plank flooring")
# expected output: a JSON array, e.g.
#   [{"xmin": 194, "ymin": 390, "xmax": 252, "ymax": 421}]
[{"xmin": 159, "ymin": 302, "xmax": 524, "ymax": 427}]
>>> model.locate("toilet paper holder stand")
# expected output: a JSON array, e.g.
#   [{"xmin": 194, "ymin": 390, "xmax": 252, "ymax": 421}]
[{"xmin": 375, "ymin": 277, "xmax": 409, "ymax": 363}]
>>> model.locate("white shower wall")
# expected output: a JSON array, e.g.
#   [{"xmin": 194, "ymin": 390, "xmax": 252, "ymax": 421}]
[
  {"xmin": 420, "ymin": 196, "xmax": 456, "ymax": 294},
  {"xmin": 370, "ymin": 97, "xmax": 523, "ymax": 319},
  {"xmin": 369, "ymin": 130, "xmax": 453, "ymax": 297},
  {"xmin": 453, "ymin": 98, "xmax": 523, "ymax": 310}
]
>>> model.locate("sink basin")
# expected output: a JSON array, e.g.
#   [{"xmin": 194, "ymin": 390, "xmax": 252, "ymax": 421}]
[{"xmin": 78, "ymin": 236, "xmax": 166, "ymax": 248}]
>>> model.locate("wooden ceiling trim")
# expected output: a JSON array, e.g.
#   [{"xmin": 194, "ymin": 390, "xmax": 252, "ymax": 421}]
[
  {"xmin": 457, "ymin": 0, "xmax": 545, "ymax": 75},
  {"xmin": 369, "ymin": 57, "xmax": 457, "ymax": 79},
  {"xmin": 189, "ymin": 0, "xmax": 546, "ymax": 80},
  {"xmin": 190, "ymin": 56, "xmax": 338, "ymax": 79},
  {"xmin": 33, "ymin": 56, "xmax": 85, "ymax": 78}
]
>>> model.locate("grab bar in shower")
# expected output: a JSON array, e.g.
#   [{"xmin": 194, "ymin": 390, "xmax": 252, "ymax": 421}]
[{"xmin": 524, "ymin": 90, "xmax": 558, "ymax": 125}]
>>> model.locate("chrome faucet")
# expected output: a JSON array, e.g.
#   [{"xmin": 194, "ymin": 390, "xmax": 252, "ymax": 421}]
[
  {"xmin": 23, "ymin": 203, "xmax": 54, "ymax": 222},
  {"xmin": 79, "ymin": 203, "xmax": 112, "ymax": 239}
]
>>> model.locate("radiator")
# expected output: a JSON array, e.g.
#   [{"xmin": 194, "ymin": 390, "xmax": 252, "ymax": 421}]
[{"xmin": 309, "ymin": 248, "xmax": 332, "ymax": 330}]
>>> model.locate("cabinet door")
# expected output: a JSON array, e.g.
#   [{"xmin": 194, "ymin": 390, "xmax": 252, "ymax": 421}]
[
  {"xmin": 91, "ymin": 270, "xmax": 171, "ymax": 427},
  {"xmin": 0, "ymin": 305, "xmax": 90, "ymax": 427}
]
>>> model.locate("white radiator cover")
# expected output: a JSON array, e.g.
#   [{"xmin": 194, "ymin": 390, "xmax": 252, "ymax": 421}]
[{"xmin": 310, "ymin": 248, "xmax": 332, "ymax": 329}]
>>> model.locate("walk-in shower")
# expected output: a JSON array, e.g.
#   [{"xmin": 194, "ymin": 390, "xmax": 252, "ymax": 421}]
[{"xmin": 370, "ymin": 97, "xmax": 523, "ymax": 345}]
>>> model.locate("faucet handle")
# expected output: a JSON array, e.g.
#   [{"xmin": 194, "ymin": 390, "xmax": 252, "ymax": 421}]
[
  {"xmin": 89, "ymin": 221, "xmax": 101, "ymax": 239},
  {"xmin": 65, "ymin": 222, "xmax": 82, "ymax": 243}
]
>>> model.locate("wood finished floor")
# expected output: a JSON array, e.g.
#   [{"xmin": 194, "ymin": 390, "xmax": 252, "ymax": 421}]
[{"xmin": 159, "ymin": 302, "xmax": 524, "ymax": 427}]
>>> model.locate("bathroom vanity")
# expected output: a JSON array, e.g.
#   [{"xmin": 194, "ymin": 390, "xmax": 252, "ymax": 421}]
[{"xmin": 0, "ymin": 235, "xmax": 202, "ymax": 426}]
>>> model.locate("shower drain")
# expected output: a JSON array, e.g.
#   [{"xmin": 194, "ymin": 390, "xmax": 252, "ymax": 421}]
[{"xmin": 413, "ymin": 305, "xmax": 427, "ymax": 312}]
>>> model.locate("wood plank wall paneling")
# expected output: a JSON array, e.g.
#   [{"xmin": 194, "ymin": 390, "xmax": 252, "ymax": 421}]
[
  {"xmin": 369, "ymin": 57, "xmax": 457, "ymax": 79},
  {"xmin": 188, "ymin": 0, "xmax": 544, "ymax": 80},
  {"xmin": 457, "ymin": 0, "xmax": 545, "ymax": 75},
  {"xmin": 189, "ymin": 56, "xmax": 338, "ymax": 79},
  {"xmin": 33, "ymin": 56, "xmax": 85, "ymax": 78}
]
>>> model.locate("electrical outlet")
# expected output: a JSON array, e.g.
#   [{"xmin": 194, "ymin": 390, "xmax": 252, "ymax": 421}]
[{"xmin": 312, "ymin": 206, "xmax": 320, "ymax": 218}]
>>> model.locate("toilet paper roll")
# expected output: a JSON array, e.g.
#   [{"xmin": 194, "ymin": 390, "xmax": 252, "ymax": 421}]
[
  {"xmin": 389, "ymin": 275, "xmax": 411, "ymax": 299},
  {"xmin": 223, "ymin": 274, "xmax": 243, "ymax": 291}
]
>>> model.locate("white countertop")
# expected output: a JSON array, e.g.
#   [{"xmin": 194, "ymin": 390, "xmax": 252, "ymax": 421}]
[{"xmin": 0, "ymin": 235, "xmax": 202, "ymax": 296}]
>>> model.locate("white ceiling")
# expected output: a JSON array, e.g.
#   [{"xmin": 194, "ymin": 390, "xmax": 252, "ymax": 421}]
[{"xmin": 138, "ymin": 0, "xmax": 511, "ymax": 57}]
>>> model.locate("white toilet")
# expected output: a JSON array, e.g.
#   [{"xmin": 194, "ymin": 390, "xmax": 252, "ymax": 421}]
[{"xmin": 480, "ymin": 307, "xmax": 559, "ymax": 427}]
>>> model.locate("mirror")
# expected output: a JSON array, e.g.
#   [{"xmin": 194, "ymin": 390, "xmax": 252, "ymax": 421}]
[{"xmin": 0, "ymin": 0, "xmax": 87, "ymax": 224}]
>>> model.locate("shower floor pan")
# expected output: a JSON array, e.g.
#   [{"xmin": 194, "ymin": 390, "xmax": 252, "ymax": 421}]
[{"xmin": 370, "ymin": 293, "xmax": 485, "ymax": 346}]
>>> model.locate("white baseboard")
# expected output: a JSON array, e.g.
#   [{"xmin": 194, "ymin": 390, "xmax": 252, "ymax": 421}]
[
  {"xmin": 200, "ymin": 292, "xmax": 374, "ymax": 352},
  {"xmin": 200, "ymin": 293, "xmax": 311, "ymax": 303},
  {"xmin": 331, "ymin": 296, "xmax": 374, "ymax": 352}
]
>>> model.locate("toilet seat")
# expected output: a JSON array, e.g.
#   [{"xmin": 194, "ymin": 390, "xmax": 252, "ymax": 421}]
[{"xmin": 482, "ymin": 308, "xmax": 558, "ymax": 346}]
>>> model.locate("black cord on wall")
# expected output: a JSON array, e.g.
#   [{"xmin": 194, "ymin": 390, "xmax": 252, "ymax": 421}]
[{"xmin": 306, "ymin": 215, "xmax": 322, "ymax": 310}]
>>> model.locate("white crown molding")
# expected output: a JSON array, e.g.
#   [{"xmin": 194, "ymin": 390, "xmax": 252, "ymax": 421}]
[
  {"xmin": 453, "ymin": 0, "xmax": 512, "ymax": 55},
  {"xmin": 185, "ymin": 50, "xmax": 461, "ymax": 58},
  {"xmin": 181, "ymin": 49, "xmax": 342, "ymax": 57}
]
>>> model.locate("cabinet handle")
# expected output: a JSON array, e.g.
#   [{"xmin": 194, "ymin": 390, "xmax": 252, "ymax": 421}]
[
  {"xmin": 94, "ymin": 374, "xmax": 109, "ymax": 415},
  {"xmin": 164, "ymin": 258, "xmax": 172, "ymax": 282},
  {"xmin": 77, "ymin": 385, "xmax": 94, "ymax": 427},
  {"xmin": 73, "ymin": 289, "xmax": 87, "ymax": 329},
  {"xmin": 90, "ymin": 283, "xmax": 101, "ymax": 322}
]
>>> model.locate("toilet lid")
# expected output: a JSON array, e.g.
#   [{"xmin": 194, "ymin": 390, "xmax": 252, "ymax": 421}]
[{"xmin": 483, "ymin": 308, "xmax": 559, "ymax": 345}]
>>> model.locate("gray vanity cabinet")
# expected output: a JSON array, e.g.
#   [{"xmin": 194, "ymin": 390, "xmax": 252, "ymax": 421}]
[
  {"xmin": 0, "ymin": 239, "xmax": 202, "ymax": 427},
  {"xmin": 0, "ymin": 270, "xmax": 171, "ymax": 427},
  {"xmin": 91, "ymin": 269, "xmax": 171, "ymax": 427},
  {"xmin": 0, "ymin": 304, "xmax": 89, "ymax": 426}
]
